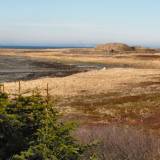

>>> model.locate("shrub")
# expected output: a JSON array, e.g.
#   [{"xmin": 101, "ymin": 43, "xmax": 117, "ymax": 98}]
[
  {"xmin": 75, "ymin": 125, "xmax": 160, "ymax": 160},
  {"xmin": 0, "ymin": 92, "xmax": 85, "ymax": 160}
]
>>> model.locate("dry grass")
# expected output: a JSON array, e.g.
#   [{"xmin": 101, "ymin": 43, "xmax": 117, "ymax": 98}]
[
  {"xmin": 3, "ymin": 68, "xmax": 160, "ymax": 129},
  {"xmin": 75, "ymin": 125, "xmax": 160, "ymax": 160},
  {"xmin": 21, "ymin": 53, "xmax": 160, "ymax": 69},
  {"xmin": 2, "ymin": 48, "xmax": 160, "ymax": 130},
  {"xmin": 4, "ymin": 68, "xmax": 160, "ymax": 97},
  {"xmin": 1, "ymin": 48, "xmax": 160, "ymax": 159},
  {"xmin": 1, "ymin": 48, "xmax": 160, "ymax": 68}
]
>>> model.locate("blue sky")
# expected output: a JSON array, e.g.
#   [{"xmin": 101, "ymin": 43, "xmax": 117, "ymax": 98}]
[{"xmin": 0, "ymin": 0, "xmax": 160, "ymax": 47}]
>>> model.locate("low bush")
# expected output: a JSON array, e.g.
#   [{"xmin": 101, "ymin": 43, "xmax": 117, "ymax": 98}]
[
  {"xmin": 0, "ymin": 92, "xmax": 86, "ymax": 160},
  {"xmin": 75, "ymin": 125, "xmax": 160, "ymax": 160}
]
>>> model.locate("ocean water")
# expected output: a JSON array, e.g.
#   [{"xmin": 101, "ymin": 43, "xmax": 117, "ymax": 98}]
[{"xmin": 0, "ymin": 45, "xmax": 94, "ymax": 49}]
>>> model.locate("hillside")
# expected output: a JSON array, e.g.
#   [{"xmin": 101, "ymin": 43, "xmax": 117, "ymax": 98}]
[{"xmin": 96, "ymin": 43, "xmax": 156, "ymax": 53}]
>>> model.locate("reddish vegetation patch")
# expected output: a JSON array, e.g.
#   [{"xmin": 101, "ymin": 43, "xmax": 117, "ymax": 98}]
[
  {"xmin": 66, "ymin": 93, "xmax": 158, "ymax": 108},
  {"xmin": 134, "ymin": 54, "xmax": 160, "ymax": 60},
  {"xmin": 144, "ymin": 112, "xmax": 160, "ymax": 129},
  {"xmin": 59, "ymin": 91, "xmax": 160, "ymax": 132},
  {"xmin": 61, "ymin": 113, "xmax": 106, "ymax": 125}
]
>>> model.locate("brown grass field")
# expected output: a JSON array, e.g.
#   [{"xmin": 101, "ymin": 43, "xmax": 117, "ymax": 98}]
[
  {"xmin": 2, "ymin": 48, "xmax": 160, "ymax": 159},
  {"xmin": 1, "ymin": 48, "xmax": 160, "ymax": 131}
]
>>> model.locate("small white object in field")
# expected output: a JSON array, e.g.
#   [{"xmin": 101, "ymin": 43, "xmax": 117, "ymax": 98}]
[{"xmin": 102, "ymin": 67, "xmax": 106, "ymax": 70}]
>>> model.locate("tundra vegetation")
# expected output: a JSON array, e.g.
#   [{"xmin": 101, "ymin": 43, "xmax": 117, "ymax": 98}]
[
  {"xmin": 1, "ymin": 47, "xmax": 160, "ymax": 160},
  {"xmin": 1, "ymin": 89, "xmax": 160, "ymax": 160},
  {"xmin": 0, "ymin": 90, "xmax": 96, "ymax": 160}
]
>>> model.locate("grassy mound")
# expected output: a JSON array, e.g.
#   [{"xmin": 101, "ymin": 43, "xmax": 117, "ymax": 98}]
[{"xmin": 96, "ymin": 43, "xmax": 133, "ymax": 52}]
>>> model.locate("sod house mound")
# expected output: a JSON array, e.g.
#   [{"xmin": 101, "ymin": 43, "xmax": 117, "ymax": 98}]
[
  {"xmin": 96, "ymin": 43, "xmax": 134, "ymax": 52},
  {"xmin": 133, "ymin": 46, "xmax": 156, "ymax": 53},
  {"xmin": 96, "ymin": 43, "xmax": 156, "ymax": 53}
]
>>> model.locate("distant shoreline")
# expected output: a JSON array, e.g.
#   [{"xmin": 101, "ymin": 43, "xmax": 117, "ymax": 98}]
[{"xmin": 0, "ymin": 45, "xmax": 94, "ymax": 49}]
